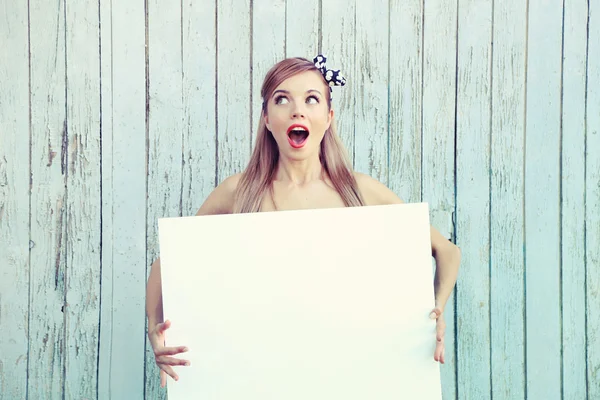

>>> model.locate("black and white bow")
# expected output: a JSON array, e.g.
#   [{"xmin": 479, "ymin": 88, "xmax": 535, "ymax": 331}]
[{"xmin": 313, "ymin": 54, "xmax": 346, "ymax": 97}]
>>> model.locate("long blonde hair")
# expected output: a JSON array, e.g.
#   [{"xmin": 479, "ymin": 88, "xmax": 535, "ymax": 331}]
[{"xmin": 233, "ymin": 57, "xmax": 365, "ymax": 213}]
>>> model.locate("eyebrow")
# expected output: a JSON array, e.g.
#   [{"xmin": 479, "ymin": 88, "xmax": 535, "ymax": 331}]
[{"xmin": 272, "ymin": 89, "xmax": 322, "ymax": 97}]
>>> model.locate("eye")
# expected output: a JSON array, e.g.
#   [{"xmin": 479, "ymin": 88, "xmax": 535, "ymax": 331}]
[
  {"xmin": 274, "ymin": 95, "xmax": 289, "ymax": 105},
  {"xmin": 306, "ymin": 95, "xmax": 319, "ymax": 104}
]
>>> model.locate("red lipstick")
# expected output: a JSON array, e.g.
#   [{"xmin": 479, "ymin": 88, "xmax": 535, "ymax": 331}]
[{"xmin": 286, "ymin": 124, "xmax": 310, "ymax": 149}]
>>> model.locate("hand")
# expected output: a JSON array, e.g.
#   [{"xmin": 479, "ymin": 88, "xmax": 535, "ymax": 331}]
[
  {"xmin": 429, "ymin": 307, "xmax": 445, "ymax": 364},
  {"xmin": 148, "ymin": 320, "xmax": 190, "ymax": 387}
]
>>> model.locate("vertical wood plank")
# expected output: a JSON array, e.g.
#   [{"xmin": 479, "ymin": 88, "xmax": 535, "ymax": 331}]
[
  {"xmin": 181, "ymin": 0, "xmax": 218, "ymax": 214},
  {"xmin": 586, "ymin": 1, "xmax": 600, "ymax": 396},
  {"xmin": 321, "ymin": 0, "xmax": 356, "ymax": 166},
  {"xmin": 216, "ymin": 0, "xmax": 251, "ymax": 182},
  {"xmin": 354, "ymin": 0, "xmax": 388, "ymax": 184},
  {"xmin": 0, "ymin": 1, "xmax": 30, "ymax": 397},
  {"xmin": 285, "ymin": 0, "xmax": 319, "ymax": 57},
  {"xmin": 98, "ymin": 0, "xmax": 148, "ymax": 398},
  {"xmin": 525, "ymin": 1, "xmax": 563, "ymax": 398},
  {"xmin": 455, "ymin": 1, "xmax": 492, "ymax": 398},
  {"xmin": 489, "ymin": 1, "xmax": 527, "ymax": 398},
  {"xmin": 98, "ymin": 0, "xmax": 114, "ymax": 396},
  {"xmin": 27, "ymin": 0, "xmax": 67, "ymax": 397},
  {"xmin": 251, "ymin": 0, "xmax": 285, "ymax": 146},
  {"xmin": 561, "ymin": 1, "xmax": 588, "ymax": 398},
  {"xmin": 389, "ymin": 0, "xmax": 422, "ymax": 203},
  {"xmin": 145, "ymin": 0, "xmax": 183, "ymax": 397},
  {"xmin": 422, "ymin": 1, "xmax": 457, "ymax": 398},
  {"xmin": 63, "ymin": 1, "xmax": 101, "ymax": 398}
]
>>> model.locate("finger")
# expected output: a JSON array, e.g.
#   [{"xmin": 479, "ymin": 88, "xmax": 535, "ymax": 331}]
[
  {"xmin": 434, "ymin": 341, "xmax": 444, "ymax": 362},
  {"xmin": 157, "ymin": 356, "xmax": 191, "ymax": 367},
  {"xmin": 155, "ymin": 345, "xmax": 189, "ymax": 357},
  {"xmin": 429, "ymin": 308, "xmax": 442, "ymax": 319},
  {"xmin": 160, "ymin": 364, "xmax": 179, "ymax": 382},
  {"xmin": 156, "ymin": 320, "xmax": 171, "ymax": 335},
  {"xmin": 441, "ymin": 347, "xmax": 446, "ymax": 364},
  {"xmin": 160, "ymin": 370, "xmax": 166, "ymax": 388}
]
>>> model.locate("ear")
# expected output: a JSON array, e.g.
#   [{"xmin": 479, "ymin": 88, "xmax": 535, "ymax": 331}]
[
  {"xmin": 326, "ymin": 108, "xmax": 334, "ymax": 130},
  {"xmin": 263, "ymin": 111, "xmax": 270, "ymax": 131}
]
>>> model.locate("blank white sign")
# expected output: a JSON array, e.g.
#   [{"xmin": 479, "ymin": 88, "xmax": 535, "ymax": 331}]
[{"xmin": 158, "ymin": 203, "xmax": 442, "ymax": 399}]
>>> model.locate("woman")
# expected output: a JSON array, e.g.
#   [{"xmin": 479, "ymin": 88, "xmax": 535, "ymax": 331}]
[{"xmin": 146, "ymin": 55, "xmax": 461, "ymax": 387}]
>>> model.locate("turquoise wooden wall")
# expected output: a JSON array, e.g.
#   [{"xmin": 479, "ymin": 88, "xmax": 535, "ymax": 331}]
[{"xmin": 0, "ymin": 0, "xmax": 598, "ymax": 399}]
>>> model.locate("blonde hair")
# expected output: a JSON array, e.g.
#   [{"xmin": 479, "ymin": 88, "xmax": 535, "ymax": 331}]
[{"xmin": 233, "ymin": 57, "xmax": 365, "ymax": 213}]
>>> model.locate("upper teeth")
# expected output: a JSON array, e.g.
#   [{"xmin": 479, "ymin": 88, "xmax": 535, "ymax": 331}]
[{"xmin": 292, "ymin": 128, "xmax": 305, "ymax": 131}]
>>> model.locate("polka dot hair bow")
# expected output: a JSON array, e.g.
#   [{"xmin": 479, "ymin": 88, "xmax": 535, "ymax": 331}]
[{"xmin": 313, "ymin": 54, "xmax": 346, "ymax": 98}]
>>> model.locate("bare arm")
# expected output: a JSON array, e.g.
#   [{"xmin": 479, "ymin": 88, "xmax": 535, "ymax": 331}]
[
  {"xmin": 429, "ymin": 226, "xmax": 461, "ymax": 312},
  {"xmin": 146, "ymin": 257, "xmax": 165, "ymax": 334}
]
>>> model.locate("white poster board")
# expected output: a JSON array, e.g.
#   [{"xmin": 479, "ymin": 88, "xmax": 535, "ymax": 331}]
[{"xmin": 158, "ymin": 203, "xmax": 442, "ymax": 399}]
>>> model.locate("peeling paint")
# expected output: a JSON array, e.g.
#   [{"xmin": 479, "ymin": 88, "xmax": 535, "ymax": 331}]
[
  {"xmin": 0, "ymin": 156, "xmax": 8, "ymax": 187},
  {"xmin": 61, "ymin": 120, "xmax": 68, "ymax": 176},
  {"xmin": 47, "ymin": 150, "xmax": 57, "ymax": 167},
  {"xmin": 54, "ymin": 199, "xmax": 64, "ymax": 290}
]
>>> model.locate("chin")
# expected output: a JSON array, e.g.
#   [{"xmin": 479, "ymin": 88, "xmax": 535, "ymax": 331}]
[{"xmin": 282, "ymin": 146, "xmax": 318, "ymax": 161}]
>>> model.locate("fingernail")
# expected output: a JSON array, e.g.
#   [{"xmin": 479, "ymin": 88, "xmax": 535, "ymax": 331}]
[
  {"xmin": 429, "ymin": 312, "xmax": 436, "ymax": 319},
  {"xmin": 185, "ymin": 361, "xmax": 190, "ymax": 366}
]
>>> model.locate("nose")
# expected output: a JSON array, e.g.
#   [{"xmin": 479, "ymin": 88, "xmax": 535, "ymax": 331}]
[{"xmin": 290, "ymin": 103, "xmax": 306, "ymax": 119}]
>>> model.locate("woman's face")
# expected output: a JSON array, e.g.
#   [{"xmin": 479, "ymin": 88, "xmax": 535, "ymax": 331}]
[{"xmin": 263, "ymin": 70, "xmax": 334, "ymax": 160}]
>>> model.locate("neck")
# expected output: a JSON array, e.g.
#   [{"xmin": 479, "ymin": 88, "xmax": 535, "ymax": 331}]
[{"xmin": 275, "ymin": 153, "xmax": 324, "ymax": 185}]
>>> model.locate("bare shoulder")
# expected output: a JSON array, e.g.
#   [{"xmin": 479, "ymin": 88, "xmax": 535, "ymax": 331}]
[
  {"xmin": 354, "ymin": 172, "xmax": 404, "ymax": 206},
  {"xmin": 194, "ymin": 173, "xmax": 242, "ymax": 216}
]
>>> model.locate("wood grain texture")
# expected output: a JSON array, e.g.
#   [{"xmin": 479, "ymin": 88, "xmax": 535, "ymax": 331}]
[
  {"xmin": 321, "ymin": 0, "xmax": 356, "ymax": 166},
  {"xmin": 455, "ymin": 1, "xmax": 492, "ymax": 398},
  {"xmin": 561, "ymin": 1, "xmax": 588, "ymax": 398},
  {"xmin": 285, "ymin": 0, "xmax": 319, "ymax": 58},
  {"xmin": 525, "ymin": 2, "xmax": 563, "ymax": 398},
  {"xmin": 354, "ymin": 0, "xmax": 388, "ymax": 184},
  {"xmin": 489, "ymin": 1, "xmax": 527, "ymax": 398},
  {"xmin": 422, "ymin": 1, "xmax": 457, "ymax": 398},
  {"xmin": 586, "ymin": 1, "xmax": 600, "ymax": 396},
  {"xmin": 0, "ymin": 1, "xmax": 30, "ymax": 397},
  {"xmin": 63, "ymin": 1, "xmax": 101, "ymax": 398},
  {"xmin": 98, "ymin": 0, "xmax": 114, "ymax": 396},
  {"xmin": 421, "ymin": 0, "xmax": 458, "ymax": 236},
  {"xmin": 145, "ymin": 0, "xmax": 184, "ymax": 398},
  {"xmin": 181, "ymin": 0, "xmax": 218, "ymax": 214},
  {"xmin": 27, "ymin": 0, "xmax": 67, "ymax": 397},
  {"xmin": 251, "ymin": 0, "xmax": 285, "ymax": 146},
  {"xmin": 389, "ymin": 0, "xmax": 422, "ymax": 203},
  {"xmin": 98, "ymin": 0, "xmax": 148, "ymax": 398},
  {"xmin": 216, "ymin": 0, "xmax": 251, "ymax": 183}
]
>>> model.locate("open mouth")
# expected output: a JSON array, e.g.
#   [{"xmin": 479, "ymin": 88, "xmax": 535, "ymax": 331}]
[{"xmin": 287, "ymin": 124, "xmax": 310, "ymax": 148}]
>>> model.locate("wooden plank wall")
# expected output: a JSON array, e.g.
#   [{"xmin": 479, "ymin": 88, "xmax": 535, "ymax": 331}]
[
  {"xmin": 0, "ymin": 1, "xmax": 598, "ymax": 399},
  {"xmin": 489, "ymin": 1, "xmax": 527, "ymax": 397}
]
